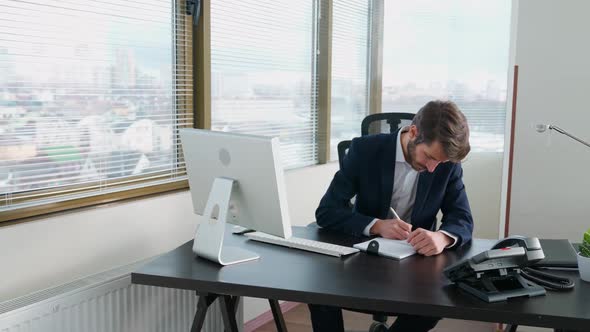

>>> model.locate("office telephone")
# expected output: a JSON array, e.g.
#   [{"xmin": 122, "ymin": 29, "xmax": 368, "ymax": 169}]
[{"xmin": 444, "ymin": 236, "xmax": 574, "ymax": 302}]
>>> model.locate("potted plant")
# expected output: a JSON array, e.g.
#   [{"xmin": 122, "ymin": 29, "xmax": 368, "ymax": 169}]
[{"xmin": 578, "ymin": 228, "xmax": 590, "ymax": 282}]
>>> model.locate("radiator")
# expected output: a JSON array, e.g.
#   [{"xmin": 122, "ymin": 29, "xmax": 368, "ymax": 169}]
[{"xmin": 0, "ymin": 259, "xmax": 240, "ymax": 332}]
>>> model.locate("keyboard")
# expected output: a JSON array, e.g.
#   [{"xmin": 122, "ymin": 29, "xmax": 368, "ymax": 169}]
[{"xmin": 244, "ymin": 231, "xmax": 360, "ymax": 257}]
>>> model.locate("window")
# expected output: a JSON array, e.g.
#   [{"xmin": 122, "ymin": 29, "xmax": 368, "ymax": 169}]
[
  {"xmin": 381, "ymin": 0, "xmax": 511, "ymax": 152},
  {"xmin": 0, "ymin": 0, "xmax": 192, "ymax": 221},
  {"xmin": 209, "ymin": 0, "xmax": 319, "ymax": 169},
  {"xmin": 330, "ymin": 0, "xmax": 372, "ymax": 160},
  {"xmin": 4, "ymin": 0, "xmax": 510, "ymax": 221}
]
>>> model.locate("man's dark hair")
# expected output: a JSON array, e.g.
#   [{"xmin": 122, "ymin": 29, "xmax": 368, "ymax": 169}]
[{"xmin": 412, "ymin": 100, "xmax": 470, "ymax": 162}]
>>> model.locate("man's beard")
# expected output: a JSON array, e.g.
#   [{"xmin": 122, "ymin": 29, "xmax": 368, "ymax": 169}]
[{"xmin": 406, "ymin": 139, "xmax": 424, "ymax": 172}]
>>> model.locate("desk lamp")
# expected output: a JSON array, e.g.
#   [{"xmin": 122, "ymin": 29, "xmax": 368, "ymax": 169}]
[{"xmin": 535, "ymin": 124, "xmax": 590, "ymax": 148}]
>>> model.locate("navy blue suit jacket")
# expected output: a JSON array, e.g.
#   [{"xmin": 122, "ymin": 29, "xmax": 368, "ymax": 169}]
[{"xmin": 316, "ymin": 132, "xmax": 474, "ymax": 247}]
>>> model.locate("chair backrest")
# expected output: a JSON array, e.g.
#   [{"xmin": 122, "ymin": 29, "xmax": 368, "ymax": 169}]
[
  {"xmin": 337, "ymin": 140, "xmax": 352, "ymax": 170},
  {"xmin": 361, "ymin": 112, "xmax": 415, "ymax": 136},
  {"xmin": 337, "ymin": 112, "xmax": 415, "ymax": 170}
]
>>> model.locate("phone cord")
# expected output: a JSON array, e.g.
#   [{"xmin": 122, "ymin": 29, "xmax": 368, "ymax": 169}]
[{"xmin": 521, "ymin": 267, "xmax": 575, "ymax": 291}]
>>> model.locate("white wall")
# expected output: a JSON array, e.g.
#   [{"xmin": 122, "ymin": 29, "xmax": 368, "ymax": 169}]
[
  {"xmin": 508, "ymin": 0, "xmax": 590, "ymax": 241},
  {"xmin": 462, "ymin": 152, "xmax": 503, "ymax": 239},
  {"xmin": 0, "ymin": 191, "xmax": 197, "ymax": 303},
  {"xmin": 284, "ymin": 163, "xmax": 340, "ymax": 227}
]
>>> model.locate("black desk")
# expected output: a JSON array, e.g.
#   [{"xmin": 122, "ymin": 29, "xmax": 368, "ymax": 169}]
[{"xmin": 132, "ymin": 226, "xmax": 589, "ymax": 332}]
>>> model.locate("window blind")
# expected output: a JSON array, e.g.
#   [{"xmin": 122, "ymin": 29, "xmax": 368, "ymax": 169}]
[
  {"xmin": 330, "ymin": 0, "xmax": 371, "ymax": 160},
  {"xmin": 380, "ymin": 0, "xmax": 511, "ymax": 152},
  {"xmin": 0, "ymin": 0, "xmax": 192, "ymax": 218},
  {"xmin": 209, "ymin": 0, "xmax": 319, "ymax": 169}
]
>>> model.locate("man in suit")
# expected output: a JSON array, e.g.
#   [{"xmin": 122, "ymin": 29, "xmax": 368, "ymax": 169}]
[{"xmin": 309, "ymin": 100, "xmax": 473, "ymax": 332}]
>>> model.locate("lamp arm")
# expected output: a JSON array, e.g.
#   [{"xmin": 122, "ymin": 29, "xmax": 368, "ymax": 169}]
[{"xmin": 549, "ymin": 125, "xmax": 590, "ymax": 149}]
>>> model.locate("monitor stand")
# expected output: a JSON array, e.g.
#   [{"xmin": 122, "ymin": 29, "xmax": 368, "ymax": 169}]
[{"xmin": 192, "ymin": 177, "xmax": 260, "ymax": 265}]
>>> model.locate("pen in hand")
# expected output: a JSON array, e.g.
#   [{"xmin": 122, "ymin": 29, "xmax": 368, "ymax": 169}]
[
  {"xmin": 389, "ymin": 206, "xmax": 401, "ymax": 220},
  {"xmin": 390, "ymin": 206, "xmax": 413, "ymax": 239}
]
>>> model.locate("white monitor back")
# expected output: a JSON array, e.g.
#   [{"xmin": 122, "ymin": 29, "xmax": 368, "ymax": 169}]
[{"xmin": 180, "ymin": 129, "xmax": 292, "ymax": 238}]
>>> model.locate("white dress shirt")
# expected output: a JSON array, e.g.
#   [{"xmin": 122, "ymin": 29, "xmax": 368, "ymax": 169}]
[{"xmin": 362, "ymin": 127, "xmax": 458, "ymax": 247}]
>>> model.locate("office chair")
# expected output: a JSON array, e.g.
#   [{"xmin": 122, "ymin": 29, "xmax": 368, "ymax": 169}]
[
  {"xmin": 337, "ymin": 112, "xmax": 415, "ymax": 332},
  {"xmin": 337, "ymin": 112, "xmax": 415, "ymax": 169}
]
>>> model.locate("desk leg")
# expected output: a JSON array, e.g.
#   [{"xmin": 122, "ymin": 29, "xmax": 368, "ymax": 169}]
[
  {"xmin": 269, "ymin": 299, "xmax": 288, "ymax": 332},
  {"xmin": 220, "ymin": 295, "xmax": 240, "ymax": 332},
  {"xmin": 504, "ymin": 324, "xmax": 518, "ymax": 332},
  {"xmin": 191, "ymin": 293, "xmax": 218, "ymax": 332},
  {"xmin": 229, "ymin": 296, "xmax": 240, "ymax": 315},
  {"xmin": 223, "ymin": 296, "xmax": 240, "ymax": 332}
]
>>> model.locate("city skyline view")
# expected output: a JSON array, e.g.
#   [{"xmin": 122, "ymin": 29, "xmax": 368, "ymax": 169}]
[{"xmin": 1, "ymin": 0, "xmax": 179, "ymax": 198}]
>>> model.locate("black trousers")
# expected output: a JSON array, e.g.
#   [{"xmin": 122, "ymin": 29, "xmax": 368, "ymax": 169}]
[{"xmin": 308, "ymin": 304, "xmax": 441, "ymax": 332}]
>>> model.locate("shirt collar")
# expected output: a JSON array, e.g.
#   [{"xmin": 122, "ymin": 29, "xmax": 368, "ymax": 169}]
[{"xmin": 396, "ymin": 126, "xmax": 410, "ymax": 164}]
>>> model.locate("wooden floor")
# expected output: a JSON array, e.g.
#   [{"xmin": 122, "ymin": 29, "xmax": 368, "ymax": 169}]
[{"xmin": 253, "ymin": 303, "xmax": 498, "ymax": 332}]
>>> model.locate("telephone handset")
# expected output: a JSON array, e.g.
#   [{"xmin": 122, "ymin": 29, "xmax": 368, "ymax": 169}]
[
  {"xmin": 491, "ymin": 235, "xmax": 545, "ymax": 262},
  {"xmin": 444, "ymin": 236, "xmax": 574, "ymax": 303}
]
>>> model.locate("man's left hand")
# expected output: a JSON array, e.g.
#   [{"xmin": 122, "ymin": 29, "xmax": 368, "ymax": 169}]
[{"xmin": 407, "ymin": 229, "xmax": 453, "ymax": 256}]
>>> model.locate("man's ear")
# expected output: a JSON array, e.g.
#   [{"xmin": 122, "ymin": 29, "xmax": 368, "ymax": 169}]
[{"xmin": 408, "ymin": 125, "xmax": 419, "ymax": 139}]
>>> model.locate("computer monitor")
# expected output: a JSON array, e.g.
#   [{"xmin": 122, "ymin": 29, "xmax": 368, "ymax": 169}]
[{"xmin": 180, "ymin": 129, "xmax": 293, "ymax": 265}]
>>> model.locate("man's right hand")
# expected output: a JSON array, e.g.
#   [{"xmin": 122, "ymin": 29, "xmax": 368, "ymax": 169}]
[{"xmin": 370, "ymin": 219, "xmax": 413, "ymax": 240}]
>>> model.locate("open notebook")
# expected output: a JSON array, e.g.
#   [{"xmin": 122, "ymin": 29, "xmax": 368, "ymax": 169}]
[{"xmin": 354, "ymin": 238, "xmax": 417, "ymax": 260}]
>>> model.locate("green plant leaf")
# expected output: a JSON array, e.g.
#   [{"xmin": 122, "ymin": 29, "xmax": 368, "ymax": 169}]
[
  {"xmin": 580, "ymin": 242, "xmax": 590, "ymax": 258},
  {"xmin": 584, "ymin": 229, "xmax": 590, "ymax": 245}
]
